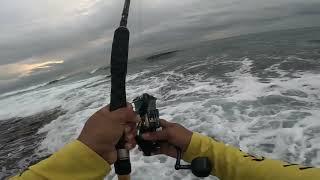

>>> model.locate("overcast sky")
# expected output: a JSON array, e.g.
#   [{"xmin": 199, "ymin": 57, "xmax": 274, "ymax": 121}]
[{"xmin": 1, "ymin": 0, "xmax": 320, "ymax": 93}]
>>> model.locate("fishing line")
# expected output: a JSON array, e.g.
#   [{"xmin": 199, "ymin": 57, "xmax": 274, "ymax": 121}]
[{"xmin": 138, "ymin": 0, "xmax": 143, "ymax": 39}]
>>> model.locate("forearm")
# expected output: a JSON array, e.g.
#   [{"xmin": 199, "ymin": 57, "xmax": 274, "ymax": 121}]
[
  {"xmin": 183, "ymin": 132, "xmax": 320, "ymax": 180},
  {"xmin": 11, "ymin": 140, "xmax": 111, "ymax": 180}
]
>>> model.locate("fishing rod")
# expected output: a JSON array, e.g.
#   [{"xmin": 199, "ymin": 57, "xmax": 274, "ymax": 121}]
[
  {"xmin": 110, "ymin": 0, "xmax": 212, "ymax": 178},
  {"xmin": 110, "ymin": 0, "xmax": 131, "ymax": 179}
]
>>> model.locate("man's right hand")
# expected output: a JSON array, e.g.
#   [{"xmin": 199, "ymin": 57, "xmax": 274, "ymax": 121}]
[
  {"xmin": 142, "ymin": 119, "xmax": 193, "ymax": 158},
  {"xmin": 78, "ymin": 105, "xmax": 138, "ymax": 165}
]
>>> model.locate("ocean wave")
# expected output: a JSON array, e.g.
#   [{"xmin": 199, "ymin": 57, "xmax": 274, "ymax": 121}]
[
  {"xmin": 146, "ymin": 50, "xmax": 180, "ymax": 62},
  {"xmin": 45, "ymin": 76, "xmax": 67, "ymax": 86},
  {"xmin": 2, "ymin": 59, "xmax": 320, "ymax": 179},
  {"xmin": 2, "ymin": 28, "xmax": 320, "ymax": 179},
  {"xmin": 90, "ymin": 66, "xmax": 110, "ymax": 75},
  {"xmin": 0, "ymin": 76, "xmax": 68, "ymax": 99},
  {"xmin": 0, "ymin": 75, "xmax": 105, "ymax": 121},
  {"xmin": 0, "ymin": 83, "xmax": 47, "ymax": 99}
]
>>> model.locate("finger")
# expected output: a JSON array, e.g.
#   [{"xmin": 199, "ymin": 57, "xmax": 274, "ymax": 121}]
[
  {"xmin": 124, "ymin": 125, "xmax": 132, "ymax": 134},
  {"xmin": 127, "ymin": 122, "xmax": 138, "ymax": 130},
  {"xmin": 125, "ymin": 142, "xmax": 136, "ymax": 150},
  {"xmin": 131, "ymin": 124, "xmax": 138, "ymax": 132},
  {"xmin": 124, "ymin": 124, "xmax": 137, "ymax": 135},
  {"xmin": 121, "ymin": 108, "xmax": 140, "ymax": 124},
  {"xmin": 126, "ymin": 139, "xmax": 137, "ymax": 148},
  {"xmin": 159, "ymin": 143, "xmax": 177, "ymax": 158},
  {"xmin": 125, "ymin": 133, "xmax": 135, "ymax": 142},
  {"xmin": 111, "ymin": 107, "xmax": 138, "ymax": 124},
  {"xmin": 127, "ymin": 111, "xmax": 140, "ymax": 123},
  {"xmin": 159, "ymin": 119, "xmax": 171, "ymax": 128},
  {"xmin": 125, "ymin": 136, "xmax": 137, "ymax": 147},
  {"xmin": 126, "ymin": 129, "xmax": 137, "ymax": 140},
  {"xmin": 124, "ymin": 125, "xmax": 137, "ymax": 144},
  {"xmin": 142, "ymin": 130, "xmax": 168, "ymax": 141}
]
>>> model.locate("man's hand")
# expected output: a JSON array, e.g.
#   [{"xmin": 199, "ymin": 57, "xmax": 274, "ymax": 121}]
[
  {"xmin": 78, "ymin": 104, "xmax": 139, "ymax": 165},
  {"xmin": 142, "ymin": 119, "xmax": 193, "ymax": 158}
]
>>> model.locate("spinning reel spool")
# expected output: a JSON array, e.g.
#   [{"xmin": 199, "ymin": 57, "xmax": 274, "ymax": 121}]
[{"xmin": 133, "ymin": 93, "xmax": 212, "ymax": 177}]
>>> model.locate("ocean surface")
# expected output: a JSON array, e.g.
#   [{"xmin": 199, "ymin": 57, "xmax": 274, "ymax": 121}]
[{"xmin": 1, "ymin": 27, "xmax": 320, "ymax": 179}]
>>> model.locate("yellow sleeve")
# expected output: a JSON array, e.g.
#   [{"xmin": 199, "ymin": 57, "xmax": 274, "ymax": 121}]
[
  {"xmin": 183, "ymin": 132, "xmax": 320, "ymax": 180},
  {"xmin": 10, "ymin": 140, "xmax": 111, "ymax": 180}
]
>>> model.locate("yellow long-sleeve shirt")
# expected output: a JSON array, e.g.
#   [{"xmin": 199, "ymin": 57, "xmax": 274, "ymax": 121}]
[
  {"xmin": 184, "ymin": 133, "xmax": 320, "ymax": 180},
  {"xmin": 11, "ymin": 133, "xmax": 320, "ymax": 180},
  {"xmin": 11, "ymin": 141, "xmax": 111, "ymax": 180}
]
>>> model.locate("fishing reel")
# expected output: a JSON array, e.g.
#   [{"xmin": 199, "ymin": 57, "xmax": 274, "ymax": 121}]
[
  {"xmin": 133, "ymin": 93, "xmax": 212, "ymax": 177},
  {"xmin": 134, "ymin": 93, "xmax": 161, "ymax": 156}
]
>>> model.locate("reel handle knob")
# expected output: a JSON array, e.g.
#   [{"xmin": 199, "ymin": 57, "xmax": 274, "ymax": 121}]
[{"xmin": 191, "ymin": 157, "xmax": 212, "ymax": 177}]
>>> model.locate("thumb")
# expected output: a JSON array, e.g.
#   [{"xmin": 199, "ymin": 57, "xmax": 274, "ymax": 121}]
[{"xmin": 142, "ymin": 130, "xmax": 168, "ymax": 141}]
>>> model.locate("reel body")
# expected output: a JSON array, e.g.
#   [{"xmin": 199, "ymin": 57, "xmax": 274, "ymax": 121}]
[{"xmin": 134, "ymin": 93, "xmax": 161, "ymax": 156}]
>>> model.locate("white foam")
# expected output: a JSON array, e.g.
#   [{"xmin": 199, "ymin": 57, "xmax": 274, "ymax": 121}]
[
  {"xmin": 0, "ymin": 83, "xmax": 46, "ymax": 99},
  {"xmin": 226, "ymin": 58, "xmax": 320, "ymax": 103},
  {"xmin": 90, "ymin": 67, "xmax": 100, "ymax": 74},
  {"xmin": 0, "ymin": 75, "xmax": 105, "ymax": 120}
]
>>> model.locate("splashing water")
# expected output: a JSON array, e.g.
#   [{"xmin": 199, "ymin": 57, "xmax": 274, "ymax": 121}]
[{"xmin": 1, "ymin": 27, "xmax": 320, "ymax": 179}]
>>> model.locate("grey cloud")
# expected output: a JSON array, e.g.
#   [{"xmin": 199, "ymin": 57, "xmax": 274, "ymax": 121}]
[
  {"xmin": 0, "ymin": 0, "xmax": 123, "ymax": 65},
  {"xmin": 1, "ymin": 0, "xmax": 320, "ymax": 93},
  {"xmin": 2, "ymin": 0, "xmax": 319, "ymax": 66}
]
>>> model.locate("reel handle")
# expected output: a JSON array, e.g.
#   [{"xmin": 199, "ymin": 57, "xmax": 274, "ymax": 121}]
[{"xmin": 175, "ymin": 148, "xmax": 212, "ymax": 177}]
